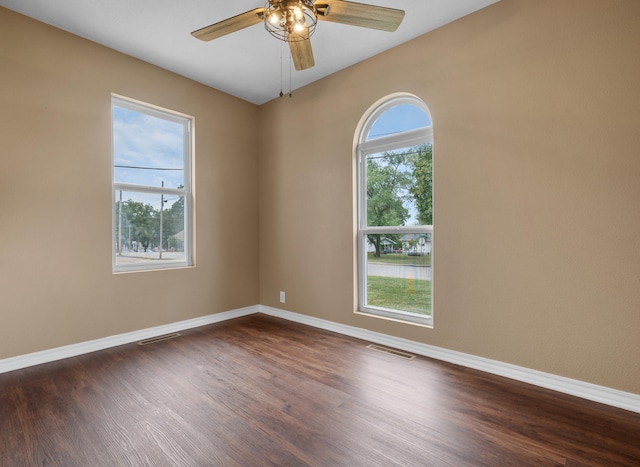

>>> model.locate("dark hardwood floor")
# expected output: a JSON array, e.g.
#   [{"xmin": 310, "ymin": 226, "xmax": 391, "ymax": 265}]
[{"xmin": 1, "ymin": 314, "xmax": 639, "ymax": 466}]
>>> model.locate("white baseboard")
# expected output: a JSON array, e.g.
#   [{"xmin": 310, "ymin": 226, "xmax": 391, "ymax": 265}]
[
  {"xmin": 260, "ymin": 305, "xmax": 640, "ymax": 414},
  {"xmin": 2, "ymin": 303, "xmax": 638, "ymax": 414},
  {"xmin": 0, "ymin": 305, "xmax": 258, "ymax": 374}
]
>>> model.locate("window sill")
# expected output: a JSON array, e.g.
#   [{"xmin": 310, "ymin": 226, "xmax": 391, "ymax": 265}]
[
  {"xmin": 355, "ymin": 307, "xmax": 433, "ymax": 329},
  {"xmin": 112, "ymin": 263, "xmax": 194, "ymax": 274}
]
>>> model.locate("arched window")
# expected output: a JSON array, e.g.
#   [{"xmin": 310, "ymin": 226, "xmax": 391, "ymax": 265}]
[{"xmin": 356, "ymin": 95, "xmax": 433, "ymax": 326}]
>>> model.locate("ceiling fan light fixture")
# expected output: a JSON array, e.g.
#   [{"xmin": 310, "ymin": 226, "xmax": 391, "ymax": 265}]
[{"xmin": 264, "ymin": 0, "xmax": 317, "ymax": 42}]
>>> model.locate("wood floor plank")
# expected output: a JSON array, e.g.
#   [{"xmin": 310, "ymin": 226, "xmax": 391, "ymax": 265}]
[{"xmin": 1, "ymin": 314, "xmax": 639, "ymax": 466}]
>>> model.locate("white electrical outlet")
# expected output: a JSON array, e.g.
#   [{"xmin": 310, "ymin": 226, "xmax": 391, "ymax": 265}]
[{"xmin": 279, "ymin": 291, "xmax": 285, "ymax": 303}]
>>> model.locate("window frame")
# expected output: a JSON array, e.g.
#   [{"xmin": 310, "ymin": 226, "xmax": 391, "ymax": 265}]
[
  {"xmin": 356, "ymin": 96, "xmax": 433, "ymax": 326},
  {"xmin": 111, "ymin": 95, "xmax": 194, "ymax": 273}
]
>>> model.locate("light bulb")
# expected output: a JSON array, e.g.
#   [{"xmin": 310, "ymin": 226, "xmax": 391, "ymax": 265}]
[{"xmin": 269, "ymin": 12, "xmax": 281, "ymax": 25}]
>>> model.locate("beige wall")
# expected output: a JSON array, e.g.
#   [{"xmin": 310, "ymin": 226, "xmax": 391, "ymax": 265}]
[
  {"xmin": 2, "ymin": 1, "xmax": 639, "ymax": 396},
  {"xmin": 259, "ymin": 0, "xmax": 640, "ymax": 394},
  {"xmin": 0, "ymin": 8, "xmax": 260, "ymax": 358}
]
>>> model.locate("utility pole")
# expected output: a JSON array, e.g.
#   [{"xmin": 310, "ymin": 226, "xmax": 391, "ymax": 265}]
[
  {"xmin": 118, "ymin": 190, "xmax": 123, "ymax": 256},
  {"xmin": 159, "ymin": 181, "xmax": 164, "ymax": 259}
]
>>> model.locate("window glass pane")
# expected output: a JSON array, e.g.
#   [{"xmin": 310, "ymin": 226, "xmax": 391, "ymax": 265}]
[
  {"xmin": 366, "ymin": 233, "xmax": 432, "ymax": 317},
  {"xmin": 366, "ymin": 144, "xmax": 432, "ymax": 227},
  {"xmin": 113, "ymin": 106, "xmax": 185, "ymax": 189},
  {"xmin": 114, "ymin": 190, "xmax": 186, "ymax": 268},
  {"xmin": 367, "ymin": 104, "xmax": 431, "ymax": 140}
]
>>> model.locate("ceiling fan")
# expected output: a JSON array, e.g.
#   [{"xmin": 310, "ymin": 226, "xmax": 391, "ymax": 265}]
[{"xmin": 191, "ymin": 0, "xmax": 405, "ymax": 71}]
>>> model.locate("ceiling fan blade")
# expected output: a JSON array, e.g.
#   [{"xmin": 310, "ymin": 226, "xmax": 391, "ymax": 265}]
[
  {"xmin": 191, "ymin": 8, "xmax": 265, "ymax": 41},
  {"xmin": 289, "ymin": 38, "xmax": 315, "ymax": 71},
  {"xmin": 316, "ymin": 1, "xmax": 405, "ymax": 32}
]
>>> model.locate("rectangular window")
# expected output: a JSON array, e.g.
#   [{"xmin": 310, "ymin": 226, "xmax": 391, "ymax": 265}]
[
  {"xmin": 358, "ymin": 145, "xmax": 433, "ymax": 326},
  {"xmin": 112, "ymin": 96, "xmax": 193, "ymax": 272}
]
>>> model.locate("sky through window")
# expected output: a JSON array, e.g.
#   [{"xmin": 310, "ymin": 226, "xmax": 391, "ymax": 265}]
[
  {"xmin": 113, "ymin": 106, "xmax": 185, "ymax": 191},
  {"xmin": 367, "ymin": 104, "xmax": 431, "ymax": 140}
]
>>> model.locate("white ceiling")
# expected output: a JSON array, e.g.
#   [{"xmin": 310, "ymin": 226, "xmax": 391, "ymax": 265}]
[{"xmin": 0, "ymin": 0, "xmax": 499, "ymax": 105}]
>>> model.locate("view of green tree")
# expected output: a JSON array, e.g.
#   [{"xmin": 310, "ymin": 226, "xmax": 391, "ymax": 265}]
[
  {"xmin": 162, "ymin": 194, "xmax": 185, "ymax": 251},
  {"xmin": 117, "ymin": 192, "xmax": 184, "ymax": 253},
  {"xmin": 410, "ymin": 144, "xmax": 433, "ymax": 225},
  {"xmin": 119, "ymin": 200, "xmax": 156, "ymax": 251},
  {"xmin": 366, "ymin": 152, "xmax": 413, "ymax": 257}
]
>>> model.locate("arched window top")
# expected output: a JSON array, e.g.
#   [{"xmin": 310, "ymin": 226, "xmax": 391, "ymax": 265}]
[
  {"xmin": 360, "ymin": 95, "xmax": 432, "ymax": 145},
  {"xmin": 367, "ymin": 104, "xmax": 431, "ymax": 140}
]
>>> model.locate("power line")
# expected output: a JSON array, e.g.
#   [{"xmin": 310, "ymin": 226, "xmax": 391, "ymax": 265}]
[
  {"xmin": 114, "ymin": 164, "xmax": 183, "ymax": 171},
  {"xmin": 367, "ymin": 147, "xmax": 432, "ymax": 161}
]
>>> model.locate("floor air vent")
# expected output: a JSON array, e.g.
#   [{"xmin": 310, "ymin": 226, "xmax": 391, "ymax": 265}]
[
  {"xmin": 366, "ymin": 344, "xmax": 416, "ymax": 360},
  {"xmin": 138, "ymin": 333, "xmax": 181, "ymax": 346}
]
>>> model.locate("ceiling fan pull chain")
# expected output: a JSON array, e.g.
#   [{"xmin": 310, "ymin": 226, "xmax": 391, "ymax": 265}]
[
  {"xmin": 289, "ymin": 54, "xmax": 293, "ymax": 98},
  {"xmin": 279, "ymin": 41, "xmax": 284, "ymax": 98}
]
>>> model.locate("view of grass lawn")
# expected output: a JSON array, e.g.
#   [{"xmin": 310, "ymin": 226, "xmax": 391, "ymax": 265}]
[
  {"xmin": 367, "ymin": 252, "xmax": 431, "ymax": 267},
  {"xmin": 367, "ymin": 275, "xmax": 431, "ymax": 316}
]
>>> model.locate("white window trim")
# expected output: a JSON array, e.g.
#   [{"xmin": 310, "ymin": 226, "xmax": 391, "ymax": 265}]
[
  {"xmin": 111, "ymin": 95, "xmax": 194, "ymax": 273},
  {"xmin": 356, "ymin": 96, "xmax": 433, "ymax": 326}
]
